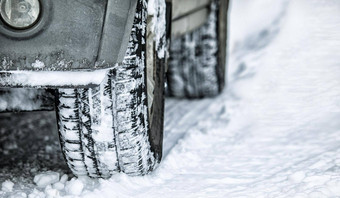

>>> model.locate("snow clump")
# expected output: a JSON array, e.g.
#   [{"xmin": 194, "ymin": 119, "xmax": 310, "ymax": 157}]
[
  {"xmin": 1, "ymin": 180, "xmax": 14, "ymax": 192},
  {"xmin": 33, "ymin": 171, "xmax": 60, "ymax": 188},
  {"xmin": 9, "ymin": 192, "xmax": 27, "ymax": 198},
  {"xmin": 44, "ymin": 185, "xmax": 60, "ymax": 197},
  {"xmin": 32, "ymin": 60, "xmax": 45, "ymax": 69},
  {"xmin": 65, "ymin": 178, "xmax": 84, "ymax": 196}
]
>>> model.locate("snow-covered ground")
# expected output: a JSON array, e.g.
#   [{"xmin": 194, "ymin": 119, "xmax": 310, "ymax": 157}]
[{"xmin": 1, "ymin": 0, "xmax": 340, "ymax": 197}]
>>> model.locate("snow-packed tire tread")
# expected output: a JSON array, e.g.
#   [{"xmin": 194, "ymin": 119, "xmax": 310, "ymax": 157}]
[
  {"xmin": 57, "ymin": 89, "xmax": 88, "ymax": 176},
  {"xmin": 57, "ymin": 0, "xmax": 160, "ymax": 177},
  {"xmin": 167, "ymin": 0, "xmax": 222, "ymax": 98},
  {"xmin": 110, "ymin": 0, "xmax": 155, "ymax": 175}
]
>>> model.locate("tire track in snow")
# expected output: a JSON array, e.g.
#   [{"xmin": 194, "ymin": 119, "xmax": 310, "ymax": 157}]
[{"xmin": 163, "ymin": 96, "xmax": 230, "ymax": 157}]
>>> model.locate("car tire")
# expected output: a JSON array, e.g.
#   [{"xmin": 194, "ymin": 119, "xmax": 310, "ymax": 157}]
[
  {"xmin": 56, "ymin": 0, "xmax": 166, "ymax": 177},
  {"xmin": 167, "ymin": 0, "xmax": 228, "ymax": 98}
]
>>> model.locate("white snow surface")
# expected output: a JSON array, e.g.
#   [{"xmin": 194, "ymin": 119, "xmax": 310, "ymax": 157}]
[{"xmin": 1, "ymin": 0, "xmax": 340, "ymax": 197}]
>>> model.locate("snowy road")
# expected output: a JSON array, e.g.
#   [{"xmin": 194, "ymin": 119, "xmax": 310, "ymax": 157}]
[{"xmin": 1, "ymin": 0, "xmax": 340, "ymax": 197}]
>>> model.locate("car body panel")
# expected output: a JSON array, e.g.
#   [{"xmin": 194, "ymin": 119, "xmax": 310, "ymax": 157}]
[
  {"xmin": 97, "ymin": 0, "xmax": 138, "ymax": 66},
  {"xmin": 171, "ymin": 8, "xmax": 209, "ymax": 38},
  {"xmin": 170, "ymin": 0, "xmax": 210, "ymax": 20},
  {"xmin": 0, "ymin": 0, "xmax": 106, "ymax": 71},
  {"xmin": 168, "ymin": 0, "xmax": 212, "ymax": 38},
  {"xmin": 0, "ymin": 0, "xmax": 137, "ymax": 72}
]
